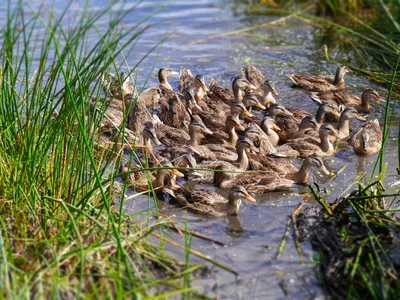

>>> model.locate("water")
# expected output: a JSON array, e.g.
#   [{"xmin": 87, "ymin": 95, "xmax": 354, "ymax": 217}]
[{"xmin": 12, "ymin": 1, "xmax": 400, "ymax": 298}]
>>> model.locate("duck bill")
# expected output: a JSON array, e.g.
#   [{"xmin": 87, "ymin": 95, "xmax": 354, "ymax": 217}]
[
  {"xmin": 255, "ymin": 103, "xmax": 266, "ymax": 110},
  {"xmin": 375, "ymin": 96, "xmax": 385, "ymax": 103},
  {"xmin": 272, "ymin": 124, "xmax": 281, "ymax": 132},
  {"xmin": 355, "ymin": 114, "xmax": 367, "ymax": 121},
  {"xmin": 163, "ymin": 187, "xmax": 176, "ymax": 198},
  {"xmin": 172, "ymin": 169, "xmax": 185, "ymax": 178},
  {"xmin": 243, "ymin": 194, "xmax": 256, "ymax": 203},
  {"xmin": 170, "ymin": 70, "xmax": 179, "ymax": 75},
  {"xmin": 202, "ymin": 127, "xmax": 213, "ymax": 135},
  {"xmin": 152, "ymin": 136, "xmax": 162, "ymax": 146},
  {"xmin": 243, "ymin": 110, "xmax": 253, "ymax": 118},
  {"xmin": 320, "ymin": 164, "xmax": 331, "ymax": 175},
  {"xmin": 249, "ymin": 145, "xmax": 260, "ymax": 153},
  {"xmin": 236, "ymin": 124, "xmax": 246, "ymax": 132},
  {"xmin": 201, "ymin": 81, "xmax": 209, "ymax": 92},
  {"xmin": 271, "ymin": 88, "xmax": 279, "ymax": 97},
  {"xmin": 248, "ymin": 83, "xmax": 257, "ymax": 90}
]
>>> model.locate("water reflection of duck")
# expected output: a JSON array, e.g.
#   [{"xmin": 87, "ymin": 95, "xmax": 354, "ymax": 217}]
[
  {"xmin": 288, "ymin": 65, "xmax": 349, "ymax": 92},
  {"xmin": 165, "ymin": 184, "xmax": 256, "ymax": 217}
]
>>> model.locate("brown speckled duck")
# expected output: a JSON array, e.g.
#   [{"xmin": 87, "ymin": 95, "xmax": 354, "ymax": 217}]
[
  {"xmin": 288, "ymin": 65, "xmax": 349, "ymax": 92},
  {"xmin": 165, "ymin": 184, "xmax": 256, "ymax": 217},
  {"xmin": 351, "ymin": 119, "xmax": 382, "ymax": 155},
  {"xmin": 214, "ymin": 156, "xmax": 330, "ymax": 194},
  {"xmin": 310, "ymin": 88, "xmax": 383, "ymax": 113},
  {"xmin": 275, "ymin": 124, "xmax": 339, "ymax": 158}
]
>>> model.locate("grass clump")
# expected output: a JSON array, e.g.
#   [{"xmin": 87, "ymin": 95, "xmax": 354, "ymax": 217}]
[
  {"xmin": 297, "ymin": 177, "xmax": 400, "ymax": 299},
  {"xmin": 0, "ymin": 1, "xmax": 203, "ymax": 298}
]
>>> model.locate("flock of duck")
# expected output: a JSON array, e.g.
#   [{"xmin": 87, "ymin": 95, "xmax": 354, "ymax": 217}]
[{"xmin": 96, "ymin": 65, "xmax": 384, "ymax": 217}]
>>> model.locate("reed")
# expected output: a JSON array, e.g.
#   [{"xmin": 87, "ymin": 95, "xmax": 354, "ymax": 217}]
[{"xmin": 0, "ymin": 1, "xmax": 204, "ymax": 297}]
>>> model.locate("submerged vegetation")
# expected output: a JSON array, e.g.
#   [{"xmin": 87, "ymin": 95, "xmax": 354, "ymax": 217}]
[{"xmin": 0, "ymin": 2, "xmax": 208, "ymax": 298}]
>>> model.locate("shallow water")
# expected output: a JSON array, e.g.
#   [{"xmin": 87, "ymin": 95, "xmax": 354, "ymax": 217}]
[
  {"xmin": 112, "ymin": 1, "xmax": 400, "ymax": 299},
  {"xmin": 10, "ymin": 0, "xmax": 400, "ymax": 298}
]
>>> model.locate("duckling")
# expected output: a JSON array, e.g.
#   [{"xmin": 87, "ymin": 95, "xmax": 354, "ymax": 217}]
[
  {"xmin": 310, "ymin": 89, "xmax": 383, "ymax": 113},
  {"xmin": 351, "ymin": 119, "xmax": 382, "ymax": 155},
  {"xmin": 288, "ymin": 65, "xmax": 350, "ymax": 92},
  {"xmin": 336, "ymin": 107, "xmax": 366, "ymax": 139},
  {"xmin": 208, "ymin": 75, "xmax": 257, "ymax": 104},
  {"xmin": 165, "ymin": 184, "xmax": 256, "ymax": 217},
  {"xmin": 214, "ymin": 156, "xmax": 330, "ymax": 194},
  {"xmin": 275, "ymin": 124, "xmax": 339, "ymax": 158}
]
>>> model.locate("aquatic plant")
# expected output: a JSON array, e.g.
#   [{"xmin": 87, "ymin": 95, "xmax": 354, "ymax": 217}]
[{"xmin": 0, "ymin": 1, "xmax": 210, "ymax": 297}]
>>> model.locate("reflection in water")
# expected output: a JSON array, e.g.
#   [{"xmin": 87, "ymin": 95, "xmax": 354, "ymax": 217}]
[{"xmin": 225, "ymin": 215, "xmax": 244, "ymax": 236}]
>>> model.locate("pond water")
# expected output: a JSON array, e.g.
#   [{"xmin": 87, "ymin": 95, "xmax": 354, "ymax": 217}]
[
  {"xmin": 111, "ymin": 1, "xmax": 400, "ymax": 299},
  {"xmin": 11, "ymin": 0, "xmax": 399, "ymax": 298}
]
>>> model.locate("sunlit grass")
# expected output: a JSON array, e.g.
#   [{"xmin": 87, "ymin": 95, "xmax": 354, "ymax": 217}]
[{"xmin": 0, "ymin": 1, "xmax": 203, "ymax": 297}]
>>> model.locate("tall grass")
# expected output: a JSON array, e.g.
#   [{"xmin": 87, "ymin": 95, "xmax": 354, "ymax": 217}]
[{"xmin": 0, "ymin": 1, "xmax": 201, "ymax": 297}]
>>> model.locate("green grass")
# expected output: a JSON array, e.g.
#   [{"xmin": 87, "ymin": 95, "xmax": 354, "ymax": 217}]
[{"xmin": 0, "ymin": 1, "xmax": 205, "ymax": 297}]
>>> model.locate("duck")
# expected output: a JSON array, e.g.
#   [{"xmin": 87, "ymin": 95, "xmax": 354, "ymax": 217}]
[
  {"xmin": 310, "ymin": 88, "xmax": 383, "ymax": 113},
  {"xmin": 242, "ymin": 65, "xmax": 265, "ymax": 90},
  {"xmin": 189, "ymin": 137, "xmax": 259, "ymax": 184},
  {"xmin": 351, "ymin": 119, "xmax": 382, "ymax": 155},
  {"xmin": 208, "ymin": 75, "xmax": 257, "ymax": 104},
  {"xmin": 214, "ymin": 156, "xmax": 330, "ymax": 194},
  {"xmin": 336, "ymin": 107, "xmax": 366, "ymax": 139},
  {"xmin": 198, "ymin": 100, "xmax": 252, "ymax": 134},
  {"xmin": 274, "ymin": 123, "xmax": 339, "ymax": 158},
  {"xmin": 100, "ymin": 71, "xmax": 135, "ymax": 101},
  {"xmin": 121, "ymin": 161, "xmax": 184, "ymax": 193},
  {"xmin": 286, "ymin": 116, "xmax": 319, "ymax": 140},
  {"xmin": 241, "ymin": 67, "xmax": 279, "ymax": 107},
  {"xmin": 288, "ymin": 65, "xmax": 350, "ymax": 92},
  {"xmin": 243, "ymin": 94, "xmax": 267, "ymax": 112},
  {"xmin": 165, "ymin": 184, "xmax": 256, "ymax": 217},
  {"xmin": 266, "ymin": 104, "xmax": 312, "ymax": 143},
  {"xmin": 315, "ymin": 102, "xmax": 342, "ymax": 124},
  {"xmin": 179, "ymin": 68, "xmax": 209, "ymax": 104},
  {"xmin": 138, "ymin": 68, "xmax": 180, "ymax": 108},
  {"xmin": 158, "ymin": 119, "xmax": 213, "ymax": 160},
  {"xmin": 242, "ymin": 124, "xmax": 277, "ymax": 155},
  {"xmin": 259, "ymin": 80, "xmax": 279, "ymax": 107},
  {"xmin": 260, "ymin": 117, "xmax": 281, "ymax": 147},
  {"xmin": 202, "ymin": 115, "xmax": 245, "ymax": 146},
  {"xmin": 159, "ymin": 92, "xmax": 191, "ymax": 130}
]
